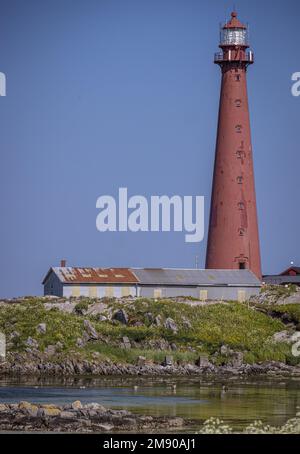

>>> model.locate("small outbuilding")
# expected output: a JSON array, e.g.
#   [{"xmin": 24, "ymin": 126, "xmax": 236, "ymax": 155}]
[
  {"xmin": 42, "ymin": 263, "xmax": 261, "ymax": 301},
  {"xmin": 263, "ymin": 266, "xmax": 300, "ymax": 287}
]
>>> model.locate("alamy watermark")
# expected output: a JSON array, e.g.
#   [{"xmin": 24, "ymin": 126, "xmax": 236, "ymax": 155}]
[
  {"xmin": 291, "ymin": 72, "xmax": 300, "ymax": 97},
  {"xmin": 96, "ymin": 188, "xmax": 204, "ymax": 243},
  {"xmin": 0, "ymin": 72, "xmax": 6, "ymax": 96},
  {"xmin": 0, "ymin": 332, "xmax": 5, "ymax": 360}
]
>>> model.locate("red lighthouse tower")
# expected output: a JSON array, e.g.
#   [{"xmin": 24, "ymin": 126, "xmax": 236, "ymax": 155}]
[{"xmin": 206, "ymin": 12, "xmax": 262, "ymax": 279}]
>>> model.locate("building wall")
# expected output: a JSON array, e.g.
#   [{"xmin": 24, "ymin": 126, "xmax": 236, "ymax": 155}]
[
  {"xmin": 44, "ymin": 273, "xmax": 259, "ymax": 300},
  {"xmin": 138, "ymin": 285, "xmax": 259, "ymax": 301},
  {"xmin": 62, "ymin": 284, "xmax": 137, "ymax": 298},
  {"xmin": 44, "ymin": 273, "xmax": 63, "ymax": 296}
]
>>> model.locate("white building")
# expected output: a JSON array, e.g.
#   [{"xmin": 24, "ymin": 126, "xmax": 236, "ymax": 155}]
[{"xmin": 42, "ymin": 263, "xmax": 261, "ymax": 301}]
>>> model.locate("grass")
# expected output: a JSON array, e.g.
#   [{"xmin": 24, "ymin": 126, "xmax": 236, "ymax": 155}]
[
  {"xmin": 0, "ymin": 296, "xmax": 297, "ymax": 365},
  {"xmin": 84, "ymin": 343, "xmax": 198, "ymax": 365}
]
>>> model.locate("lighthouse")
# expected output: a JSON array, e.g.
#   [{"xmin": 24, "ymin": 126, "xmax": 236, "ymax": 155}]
[{"xmin": 205, "ymin": 12, "xmax": 262, "ymax": 279}]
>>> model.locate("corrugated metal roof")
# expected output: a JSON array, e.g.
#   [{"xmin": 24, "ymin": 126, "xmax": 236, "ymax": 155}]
[
  {"xmin": 43, "ymin": 267, "xmax": 261, "ymax": 286},
  {"xmin": 131, "ymin": 268, "xmax": 261, "ymax": 286},
  {"xmin": 52, "ymin": 267, "xmax": 139, "ymax": 284},
  {"xmin": 263, "ymin": 275, "xmax": 300, "ymax": 285},
  {"xmin": 280, "ymin": 267, "xmax": 300, "ymax": 276}
]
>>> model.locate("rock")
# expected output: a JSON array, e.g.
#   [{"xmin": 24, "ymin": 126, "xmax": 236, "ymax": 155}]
[
  {"xmin": 71, "ymin": 400, "xmax": 82, "ymax": 410},
  {"xmin": 277, "ymin": 293, "xmax": 300, "ymax": 305},
  {"xmin": 168, "ymin": 417, "xmax": 184, "ymax": 427},
  {"xmin": 196, "ymin": 354, "xmax": 210, "ymax": 367},
  {"xmin": 97, "ymin": 424, "xmax": 114, "ymax": 431},
  {"xmin": 39, "ymin": 404, "xmax": 61, "ymax": 417},
  {"xmin": 145, "ymin": 312, "xmax": 154, "ymax": 324},
  {"xmin": 83, "ymin": 319, "xmax": 98, "ymax": 340},
  {"xmin": 76, "ymin": 337, "xmax": 85, "ymax": 347},
  {"xmin": 86, "ymin": 303, "xmax": 106, "ymax": 316},
  {"xmin": 45, "ymin": 345, "xmax": 56, "ymax": 356},
  {"xmin": 56, "ymin": 341, "xmax": 63, "ymax": 351},
  {"xmin": 136, "ymin": 356, "xmax": 147, "ymax": 366},
  {"xmin": 220, "ymin": 344, "xmax": 233, "ymax": 356},
  {"xmin": 18, "ymin": 401, "xmax": 38, "ymax": 417},
  {"xmin": 229, "ymin": 352, "xmax": 244, "ymax": 368},
  {"xmin": 272, "ymin": 330, "xmax": 295, "ymax": 344},
  {"xmin": 154, "ymin": 315, "xmax": 162, "ymax": 326},
  {"xmin": 163, "ymin": 355, "xmax": 173, "ymax": 366},
  {"xmin": 9, "ymin": 331, "xmax": 20, "ymax": 340},
  {"xmin": 0, "ymin": 404, "xmax": 7, "ymax": 411},
  {"xmin": 25, "ymin": 337, "xmax": 39, "ymax": 349},
  {"xmin": 112, "ymin": 309, "xmax": 128, "ymax": 325},
  {"xmin": 84, "ymin": 403, "xmax": 106, "ymax": 412},
  {"xmin": 97, "ymin": 315, "xmax": 108, "ymax": 322},
  {"xmin": 182, "ymin": 317, "xmax": 192, "ymax": 329},
  {"xmin": 44, "ymin": 301, "xmax": 76, "ymax": 313},
  {"xmin": 59, "ymin": 411, "xmax": 76, "ymax": 419},
  {"xmin": 171, "ymin": 343, "xmax": 177, "ymax": 351},
  {"xmin": 164, "ymin": 318, "xmax": 178, "ymax": 333},
  {"xmin": 121, "ymin": 336, "xmax": 131, "ymax": 350},
  {"xmin": 37, "ymin": 323, "xmax": 46, "ymax": 334},
  {"xmin": 148, "ymin": 338, "xmax": 170, "ymax": 350}
]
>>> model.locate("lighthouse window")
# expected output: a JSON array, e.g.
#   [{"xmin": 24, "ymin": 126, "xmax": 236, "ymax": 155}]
[
  {"xmin": 239, "ymin": 262, "xmax": 246, "ymax": 270},
  {"xmin": 235, "ymin": 74, "xmax": 241, "ymax": 81},
  {"xmin": 238, "ymin": 228, "xmax": 245, "ymax": 236},
  {"xmin": 221, "ymin": 28, "xmax": 247, "ymax": 46},
  {"xmin": 236, "ymin": 150, "xmax": 245, "ymax": 159},
  {"xmin": 238, "ymin": 202, "xmax": 245, "ymax": 210},
  {"xmin": 237, "ymin": 176, "xmax": 243, "ymax": 184},
  {"xmin": 235, "ymin": 99, "xmax": 242, "ymax": 107},
  {"xmin": 235, "ymin": 125, "xmax": 242, "ymax": 133}
]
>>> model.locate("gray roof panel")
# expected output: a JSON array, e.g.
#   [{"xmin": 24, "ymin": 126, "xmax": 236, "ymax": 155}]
[
  {"xmin": 131, "ymin": 268, "xmax": 261, "ymax": 287},
  {"xmin": 263, "ymin": 275, "xmax": 300, "ymax": 285}
]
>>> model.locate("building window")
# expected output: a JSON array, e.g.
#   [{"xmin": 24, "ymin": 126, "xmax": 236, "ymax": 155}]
[
  {"xmin": 200, "ymin": 290, "xmax": 208, "ymax": 301},
  {"xmin": 238, "ymin": 228, "xmax": 245, "ymax": 236},
  {"xmin": 238, "ymin": 290, "xmax": 246, "ymax": 302},
  {"xmin": 236, "ymin": 150, "xmax": 245, "ymax": 159},
  {"xmin": 105, "ymin": 286, "xmax": 114, "ymax": 297},
  {"xmin": 154, "ymin": 289, "xmax": 162, "ymax": 298},
  {"xmin": 121, "ymin": 287, "xmax": 131, "ymax": 297},
  {"xmin": 88, "ymin": 286, "xmax": 98, "ymax": 298},
  {"xmin": 72, "ymin": 286, "xmax": 81, "ymax": 297}
]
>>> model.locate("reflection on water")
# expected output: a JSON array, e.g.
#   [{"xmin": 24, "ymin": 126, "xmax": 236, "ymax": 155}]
[{"xmin": 0, "ymin": 376, "xmax": 300, "ymax": 430}]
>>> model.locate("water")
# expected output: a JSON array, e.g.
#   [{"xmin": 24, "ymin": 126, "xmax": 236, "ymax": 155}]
[{"xmin": 0, "ymin": 376, "xmax": 300, "ymax": 431}]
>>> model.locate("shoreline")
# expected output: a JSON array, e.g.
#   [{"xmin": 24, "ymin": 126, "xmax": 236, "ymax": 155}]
[
  {"xmin": 0, "ymin": 400, "xmax": 188, "ymax": 433},
  {"xmin": 1, "ymin": 352, "xmax": 300, "ymax": 378}
]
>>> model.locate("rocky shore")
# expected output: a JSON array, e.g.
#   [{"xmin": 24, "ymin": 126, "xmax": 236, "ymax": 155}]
[
  {"xmin": 0, "ymin": 400, "xmax": 186, "ymax": 432},
  {"xmin": 1, "ymin": 351, "xmax": 300, "ymax": 377},
  {"xmin": 1, "ymin": 290, "xmax": 300, "ymax": 379}
]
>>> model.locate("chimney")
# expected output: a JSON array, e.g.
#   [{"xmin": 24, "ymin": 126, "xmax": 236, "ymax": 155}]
[{"xmin": 60, "ymin": 259, "xmax": 66, "ymax": 267}]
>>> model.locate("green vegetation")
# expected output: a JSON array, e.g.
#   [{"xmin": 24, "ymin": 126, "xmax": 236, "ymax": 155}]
[
  {"xmin": 0, "ymin": 296, "xmax": 298, "ymax": 365},
  {"xmin": 268, "ymin": 304, "xmax": 300, "ymax": 324},
  {"xmin": 74, "ymin": 300, "xmax": 90, "ymax": 315}
]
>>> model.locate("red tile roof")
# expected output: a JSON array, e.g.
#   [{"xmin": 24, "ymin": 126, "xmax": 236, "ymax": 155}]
[{"xmin": 45, "ymin": 267, "xmax": 139, "ymax": 284}]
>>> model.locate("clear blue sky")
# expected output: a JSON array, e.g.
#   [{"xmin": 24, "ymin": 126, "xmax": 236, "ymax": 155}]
[{"xmin": 0, "ymin": 0, "xmax": 299, "ymax": 297}]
